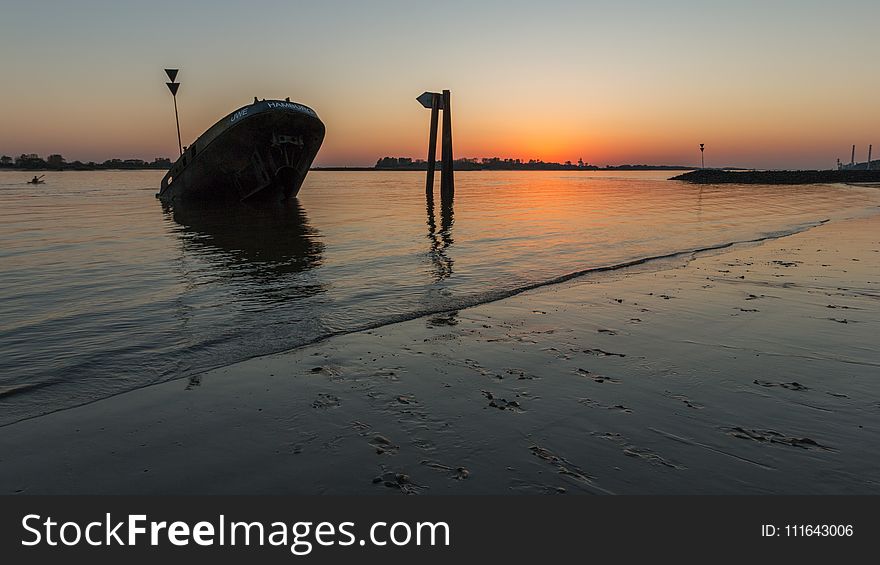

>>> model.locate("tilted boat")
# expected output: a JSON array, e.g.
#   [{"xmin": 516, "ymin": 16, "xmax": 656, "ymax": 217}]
[{"xmin": 157, "ymin": 98, "xmax": 324, "ymax": 204}]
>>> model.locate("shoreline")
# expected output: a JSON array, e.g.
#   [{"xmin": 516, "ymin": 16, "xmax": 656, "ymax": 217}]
[
  {"xmin": 671, "ymin": 168, "xmax": 880, "ymax": 184},
  {"xmin": 1, "ymin": 213, "xmax": 878, "ymax": 494},
  {"xmin": 0, "ymin": 216, "xmax": 833, "ymax": 430}
]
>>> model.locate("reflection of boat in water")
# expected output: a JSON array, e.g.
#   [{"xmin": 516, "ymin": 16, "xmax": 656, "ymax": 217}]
[
  {"xmin": 157, "ymin": 98, "xmax": 324, "ymax": 205},
  {"xmin": 165, "ymin": 199, "xmax": 324, "ymax": 277},
  {"xmin": 161, "ymin": 197, "xmax": 325, "ymax": 390}
]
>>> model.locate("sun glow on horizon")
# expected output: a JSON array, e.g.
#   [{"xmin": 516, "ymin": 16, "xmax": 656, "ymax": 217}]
[{"xmin": 1, "ymin": 1, "xmax": 878, "ymax": 170}]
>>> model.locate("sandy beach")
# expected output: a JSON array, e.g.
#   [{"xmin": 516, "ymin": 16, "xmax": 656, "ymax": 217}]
[{"xmin": 1, "ymin": 213, "xmax": 878, "ymax": 495}]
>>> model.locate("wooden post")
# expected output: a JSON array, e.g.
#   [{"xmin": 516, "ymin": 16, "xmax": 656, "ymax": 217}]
[
  {"xmin": 440, "ymin": 89, "xmax": 454, "ymax": 197},
  {"xmin": 426, "ymin": 94, "xmax": 440, "ymax": 195}
]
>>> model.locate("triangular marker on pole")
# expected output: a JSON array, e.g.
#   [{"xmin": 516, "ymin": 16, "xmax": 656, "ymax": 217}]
[
  {"xmin": 166, "ymin": 82, "xmax": 180, "ymax": 96},
  {"xmin": 165, "ymin": 69, "xmax": 179, "ymax": 82}
]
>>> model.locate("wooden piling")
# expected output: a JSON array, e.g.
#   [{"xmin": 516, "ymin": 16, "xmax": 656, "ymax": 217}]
[
  {"xmin": 440, "ymin": 89, "xmax": 454, "ymax": 198},
  {"xmin": 426, "ymin": 94, "xmax": 440, "ymax": 195}
]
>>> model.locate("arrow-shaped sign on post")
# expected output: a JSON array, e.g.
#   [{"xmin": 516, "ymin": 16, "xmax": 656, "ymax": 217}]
[
  {"xmin": 166, "ymin": 82, "xmax": 180, "ymax": 96},
  {"xmin": 417, "ymin": 91, "xmax": 444, "ymax": 110},
  {"xmin": 165, "ymin": 68, "xmax": 179, "ymax": 82}
]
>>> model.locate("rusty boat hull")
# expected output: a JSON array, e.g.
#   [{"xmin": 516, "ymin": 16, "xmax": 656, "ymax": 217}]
[{"xmin": 158, "ymin": 99, "xmax": 324, "ymax": 205}]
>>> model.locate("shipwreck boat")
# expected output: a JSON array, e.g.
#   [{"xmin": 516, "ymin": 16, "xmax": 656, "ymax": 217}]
[{"xmin": 157, "ymin": 98, "xmax": 324, "ymax": 205}]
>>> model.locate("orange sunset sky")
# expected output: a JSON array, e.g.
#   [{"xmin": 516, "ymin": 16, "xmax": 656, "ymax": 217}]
[{"xmin": 1, "ymin": 0, "xmax": 878, "ymax": 169}]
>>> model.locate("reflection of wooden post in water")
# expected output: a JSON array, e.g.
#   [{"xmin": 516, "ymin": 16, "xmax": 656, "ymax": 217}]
[
  {"xmin": 440, "ymin": 89, "xmax": 454, "ymax": 198},
  {"xmin": 425, "ymin": 177, "xmax": 454, "ymax": 282},
  {"xmin": 440, "ymin": 189, "xmax": 454, "ymax": 238},
  {"xmin": 426, "ymin": 185, "xmax": 436, "ymax": 237}
]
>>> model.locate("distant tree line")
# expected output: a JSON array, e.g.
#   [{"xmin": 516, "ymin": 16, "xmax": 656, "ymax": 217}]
[
  {"xmin": 375, "ymin": 156, "xmax": 600, "ymax": 171},
  {"xmin": 0, "ymin": 154, "xmax": 172, "ymax": 170}
]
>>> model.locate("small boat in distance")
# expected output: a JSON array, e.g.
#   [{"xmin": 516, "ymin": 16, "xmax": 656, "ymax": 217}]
[
  {"xmin": 28, "ymin": 175, "xmax": 45, "ymax": 185},
  {"xmin": 157, "ymin": 98, "xmax": 324, "ymax": 205}
]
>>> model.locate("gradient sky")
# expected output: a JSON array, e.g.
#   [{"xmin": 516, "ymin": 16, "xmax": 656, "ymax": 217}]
[{"xmin": 1, "ymin": 0, "xmax": 878, "ymax": 168}]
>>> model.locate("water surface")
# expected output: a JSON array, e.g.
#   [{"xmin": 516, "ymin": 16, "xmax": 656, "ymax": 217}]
[{"xmin": 1, "ymin": 170, "xmax": 878, "ymax": 424}]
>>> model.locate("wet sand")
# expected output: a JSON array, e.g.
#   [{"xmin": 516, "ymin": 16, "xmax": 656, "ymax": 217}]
[{"xmin": 1, "ymin": 215, "xmax": 878, "ymax": 494}]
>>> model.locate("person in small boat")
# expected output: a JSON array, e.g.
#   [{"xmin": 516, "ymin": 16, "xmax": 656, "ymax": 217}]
[{"xmin": 31, "ymin": 176, "xmax": 41, "ymax": 184}]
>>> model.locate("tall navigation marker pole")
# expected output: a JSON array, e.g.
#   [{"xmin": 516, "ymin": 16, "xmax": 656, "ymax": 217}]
[
  {"xmin": 699, "ymin": 143, "xmax": 705, "ymax": 169},
  {"xmin": 165, "ymin": 69, "xmax": 182, "ymax": 156}
]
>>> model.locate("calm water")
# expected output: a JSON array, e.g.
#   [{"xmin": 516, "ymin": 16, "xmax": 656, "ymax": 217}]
[{"xmin": 1, "ymin": 170, "xmax": 879, "ymax": 424}]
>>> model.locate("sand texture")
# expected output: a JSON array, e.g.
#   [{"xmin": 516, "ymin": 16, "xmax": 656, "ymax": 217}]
[{"xmin": 1, "ymin": 215, "xmax": 878, "ymax": 494}]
